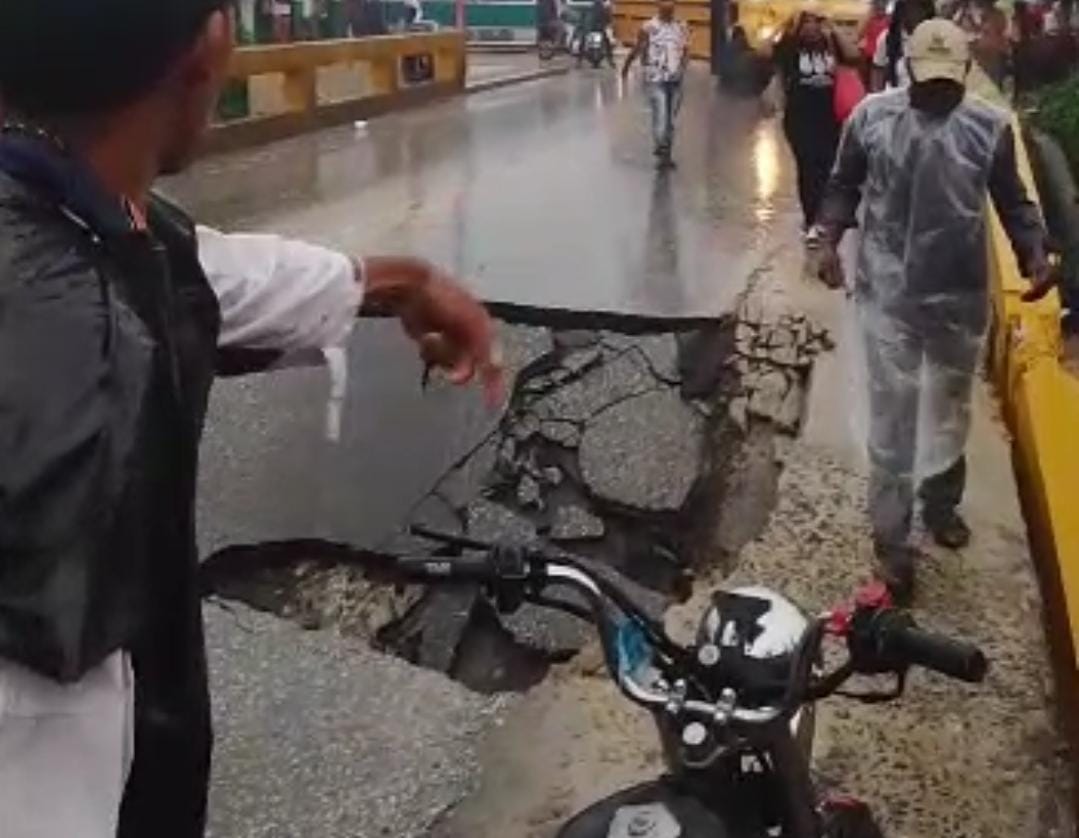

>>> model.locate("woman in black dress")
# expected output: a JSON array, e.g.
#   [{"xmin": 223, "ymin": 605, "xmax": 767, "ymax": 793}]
[{"xmin": 771, "ymin": 10, "xmax": 860, "ymax": 234}]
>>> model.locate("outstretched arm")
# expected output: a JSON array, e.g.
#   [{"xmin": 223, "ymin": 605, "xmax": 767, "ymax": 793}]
[
  {"xmin": 361, "ymin": 256, "xmax": 504, "ymax": 403},
  {"xmin": 826, "ymin": 22, "xmax": 862, "ymax": 64},
  {"xmin": 813, "ymin": 107, "xmax": 869, "ymax": 287},
  {"xmin": 817, "ymin": 108, "xmax": 870, "ymax": 245},
  {"xmin": 987, "ymin": 124, "xmax": 1051, "ymax": 299},
  {"xmin": 198, "ymin": 227, "xmax": 505, "ymax": 405}
]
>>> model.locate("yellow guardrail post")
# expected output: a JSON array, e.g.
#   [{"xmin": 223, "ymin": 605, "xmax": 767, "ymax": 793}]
[
  {"xmin": 368, "ymin": 52, "xmax": 399, "ymax": 97},
  {"xmin": 281, "ymin": 66, "xmax": 318, "ymax": 115},
  {"xmin": 206, "ymin": 32, "xmax": 467, "ymax": 154},
  {"xmin": 978, "ymin": 70, "xmax": 1079, "ymax": 777}
]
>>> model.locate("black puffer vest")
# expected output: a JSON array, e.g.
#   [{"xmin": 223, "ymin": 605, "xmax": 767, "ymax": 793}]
[{"xmin": 0, "ymin": 132, "xmax": 223, "ymax": 836}]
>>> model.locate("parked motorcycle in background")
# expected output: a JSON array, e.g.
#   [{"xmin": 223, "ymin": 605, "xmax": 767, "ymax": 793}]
[
  {"xmin": 539, "ymin": 8, "xmax": 581, "ymax": 60},
  {"xmin": 581, "ymin": 29, "xmax": 609, "ymax": 68}
]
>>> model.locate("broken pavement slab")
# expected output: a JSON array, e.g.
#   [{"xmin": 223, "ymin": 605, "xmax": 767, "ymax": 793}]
[
  {"xmin": 549, "ymin": 503, "xmax": 606, "ymax": 542},
  {"xmin": 578, "ymin": 388, "xmax": 705, "ymax": 513}
]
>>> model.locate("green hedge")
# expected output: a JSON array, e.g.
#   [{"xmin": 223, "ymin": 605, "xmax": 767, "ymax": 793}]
[{"xmin": 1031, "ymin": 74, "xmax": 1079, "ymax": 182}]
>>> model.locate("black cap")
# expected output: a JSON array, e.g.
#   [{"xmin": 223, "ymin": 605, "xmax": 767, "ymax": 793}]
[{"xmin": 0, "ymin": 0, "xmax": 229, "ymax": 117}]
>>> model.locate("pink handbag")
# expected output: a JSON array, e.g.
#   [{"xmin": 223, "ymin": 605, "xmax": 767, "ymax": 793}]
[{"xmin": 833, "ymin": 66, "xmax": 866, "ymax": 124}]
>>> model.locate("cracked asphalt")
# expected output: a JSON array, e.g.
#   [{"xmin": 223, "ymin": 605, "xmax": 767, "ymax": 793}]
[{"xmin": 161, "ymin": 64, "xmax": 1074, "ymax": 836}]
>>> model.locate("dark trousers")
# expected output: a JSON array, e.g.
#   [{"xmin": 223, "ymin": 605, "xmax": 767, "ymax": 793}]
[
  {"xmin": 118, "ymin": 600, "xmax": 213, "ymax": 838},
  {"xmin": 784, "ymin": 111, "xmax": 840, "ymax": 229}
]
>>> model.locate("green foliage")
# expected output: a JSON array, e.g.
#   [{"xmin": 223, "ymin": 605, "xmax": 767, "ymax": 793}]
[{"xmin": 1031, "ymin": 73, "xmax": 1079, "ymax": 182}]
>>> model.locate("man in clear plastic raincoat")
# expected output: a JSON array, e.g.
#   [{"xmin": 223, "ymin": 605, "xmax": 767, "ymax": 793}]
[{"xmin": 817, "ymin": 20, "xmax": 1048, "ymax": 599}]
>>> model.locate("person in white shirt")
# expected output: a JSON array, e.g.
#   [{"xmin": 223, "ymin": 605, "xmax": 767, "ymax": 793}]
[
  {"xmin": 870, "ymin": 0, "xmax": 938, "ymax": 91},
  {"xmin": 622, "ymin": 0, "xmax": 690, "ymax": 169}
]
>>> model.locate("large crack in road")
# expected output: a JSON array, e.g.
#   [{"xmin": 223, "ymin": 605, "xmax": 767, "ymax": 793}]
[
  {"xmin": 199, "ymin": 273, "xmax": 1074, "ymax": 838},
  {"xmin": 201, "ymin": 289, "xmax": 833, "ymax": 696}
]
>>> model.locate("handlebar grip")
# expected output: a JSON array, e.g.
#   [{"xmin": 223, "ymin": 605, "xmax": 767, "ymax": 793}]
[
  {"xmin": 393, "ymin": 556, "xmax": 495, "ymax": 582},
  {"xmin": 879, "ymin": 615, "xmax": 988, "ymax": 683}
]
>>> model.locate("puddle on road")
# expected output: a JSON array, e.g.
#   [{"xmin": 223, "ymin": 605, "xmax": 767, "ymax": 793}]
[{"xmin": 201, "ymin": 300, "xmax": 833, "ymax": 694}]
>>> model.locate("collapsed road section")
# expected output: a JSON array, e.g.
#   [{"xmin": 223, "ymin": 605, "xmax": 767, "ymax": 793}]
[{"xmin": 201, "ymin": 292, "xmax": 833, "ymax": 694}]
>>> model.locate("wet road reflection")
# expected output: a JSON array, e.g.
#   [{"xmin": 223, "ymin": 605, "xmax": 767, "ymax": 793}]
[
  {"xmin": 753, "ymin": 125, "xmax": 782, "ymax": 223},
  {"xmin": 165, "ymin": 68, "xmax": 798, "ymax": 319}
]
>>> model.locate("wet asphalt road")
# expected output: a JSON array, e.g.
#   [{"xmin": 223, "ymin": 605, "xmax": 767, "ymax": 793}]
[
  {"xmin": 166, "ymin": 68, "xmax": 797, "ymax": 318},
  {"xmin": 161, "ymin": 68, "xmax": 1076, "ymax": 837},
  {"xmin": 177, "ymin": 67, "xmax": 807, "ymax": 837},
  {"xmin": 168, "ymin": 67, "xmax": 801, "ymax": 554}
]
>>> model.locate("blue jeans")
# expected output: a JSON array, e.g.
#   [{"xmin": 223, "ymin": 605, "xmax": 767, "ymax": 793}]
[{"xmin": 647, "ymin": 80, "xmax": 683, "ymax": 156}]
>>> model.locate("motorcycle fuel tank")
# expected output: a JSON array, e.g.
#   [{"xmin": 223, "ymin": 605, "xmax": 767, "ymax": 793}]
[
  {"xmin": 557, "ymin": 780, "xmax": 733, "ymax": 838},
  {"xmin": 608, "ymin": 803, "xmax": 681, "ymax": 838}
]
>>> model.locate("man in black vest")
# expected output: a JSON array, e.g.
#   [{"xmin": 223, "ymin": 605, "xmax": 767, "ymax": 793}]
[{"xmin": 0, "ymin": 2, "xmax": 503, "ymax": 836}]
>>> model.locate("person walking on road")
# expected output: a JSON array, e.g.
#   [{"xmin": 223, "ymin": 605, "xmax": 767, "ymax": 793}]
[
  {"xmin": 952, "ymin": 0, "xmax": 1011, "ymax": 87},
  {"xmin": 770, "ymin": 8, "xmax": 860, "ymax": 233},
  {"xmin": 870, "ymin": 0, "xmax": 938, "ymax": 91},
  {"xmin": 816, "ymin": 20, "xmax": 1048, "ymax": 601},
  {"xmin": 0, "ymin": 1, "xmax": 503, "ymax": 837},
  {"xmin": 858, "ymin": 0, "xmax": 891, "ymax": 79},
  {"xmin": 622, "ymin": 0, "xmax": 690, "ymax": 170}
]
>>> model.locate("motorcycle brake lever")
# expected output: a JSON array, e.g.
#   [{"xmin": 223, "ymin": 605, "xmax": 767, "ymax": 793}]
[{"xmin": 834, "ymin": 669, "xmax": 907, "ymax": 704}]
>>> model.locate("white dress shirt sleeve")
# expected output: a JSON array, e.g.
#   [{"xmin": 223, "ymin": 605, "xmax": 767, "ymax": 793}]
[
  {"xmin": 197, "ymin": 225, "xmax": 366, "ymax": 441},
  {"xmin": 196, "ymin": 225, "xmax": 364, "ymax": 359}
]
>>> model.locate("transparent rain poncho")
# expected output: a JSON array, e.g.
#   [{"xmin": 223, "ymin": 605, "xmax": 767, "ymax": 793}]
[{"xmin": 824, "ymin": 89, "xmax": 1044, "ymax": 543}]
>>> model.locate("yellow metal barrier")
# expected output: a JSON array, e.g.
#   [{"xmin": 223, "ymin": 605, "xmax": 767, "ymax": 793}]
[
  {"xmin": 983, "ymin": 87, "xmax": 1079, "ymax": 714},
  {"xmin": 206, "ymin": 33, "xmax": 467, "ymax": 154}
]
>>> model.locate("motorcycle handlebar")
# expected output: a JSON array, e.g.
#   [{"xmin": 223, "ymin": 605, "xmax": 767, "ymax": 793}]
[
  {"xmin": 393, "ymin": 555, "xmax": 499, "ymax": 582},
  {"xmin": 393, "ymin": 535, "xmax": 988, "ymax": 725},
  {"xmin": 874, "ymin": 611, "xmax": 988, "ymax": 684}
]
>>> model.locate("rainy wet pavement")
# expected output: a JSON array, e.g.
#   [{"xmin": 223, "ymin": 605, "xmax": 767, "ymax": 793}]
[
  {"xmin": 182, "ymin": 66, "xmax": 810, "ymax": 835},
  {"xmin": 176, "ymin": 67, "xmax": 802, "ymax": 555},
  {"xmin": 167, "ymin": 68, "xmax": 795, "ymax": 318},
  {"xmin": 176, "ymin": 67, "xmax": 1073, "ymax": 837}
]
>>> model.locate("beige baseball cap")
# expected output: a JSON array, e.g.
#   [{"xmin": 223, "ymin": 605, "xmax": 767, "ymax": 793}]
[{"xmin": 907, "ymin": 19, "xmax": 971, "ymax": 84}]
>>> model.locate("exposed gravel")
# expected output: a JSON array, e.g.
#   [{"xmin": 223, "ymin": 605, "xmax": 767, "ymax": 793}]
[{"xmin": 667, "ymin": 437, "xmax": 1073, "ymax": 838}]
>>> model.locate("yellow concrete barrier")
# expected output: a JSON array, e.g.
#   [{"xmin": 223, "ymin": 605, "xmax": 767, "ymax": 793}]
[
  {"xmin": 985, "ymin": 106, "xmax": 1079, "ymax": 713},
  {"xmin": 206, "ymin": 33, "xmax": 467, "ymax": 154}
]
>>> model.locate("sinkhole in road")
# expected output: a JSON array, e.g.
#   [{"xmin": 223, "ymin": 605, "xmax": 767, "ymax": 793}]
[{"xmin": 201, "ymin": 302, "xmax": 833, "ymax": 694}]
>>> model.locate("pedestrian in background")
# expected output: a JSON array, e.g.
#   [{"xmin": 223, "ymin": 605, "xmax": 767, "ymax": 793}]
[
  {"xmin": 622, "ymin": 0, "xmax": 690, "ymax": 170},
  {"xmin": 403, "ymin": 0, "xmax": 423, "ymax": 28},
  {"xmin": 858, "ymin": 0, "xmax": 891, "ymax": 81},
  {"xmin": 770, "ymin": 8, "xmax": 860, "ymax": 235},
  {"xmin": 953, "ymin": 0, "xmax": 1011, "ymax": 86},
  {"xmin": 871, "ymin": 0, "xmax": 938, "ymax": 90},
  {"xmin": 816, "ymin": 20, "xmax": 1048, "ymax": 600}
]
